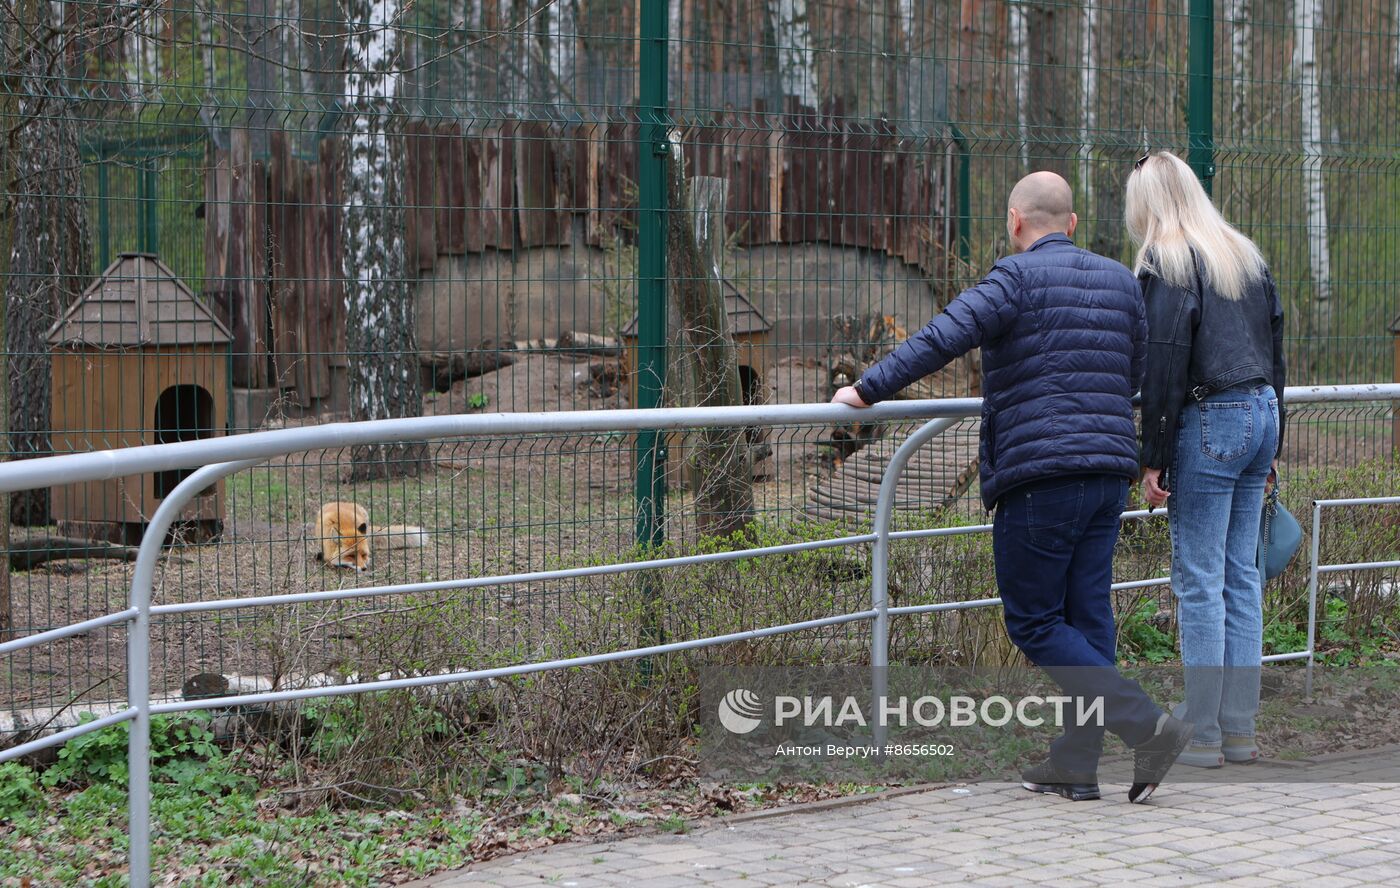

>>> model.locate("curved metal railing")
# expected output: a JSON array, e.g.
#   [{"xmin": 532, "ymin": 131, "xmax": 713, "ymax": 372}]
[{"xmin": 0, "ymin": 383, "xmax": 1395, "ymax": 885}]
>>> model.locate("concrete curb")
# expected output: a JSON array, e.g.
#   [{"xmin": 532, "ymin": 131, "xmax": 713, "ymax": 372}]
[{"xmin": 399, "ymin": 781, "xmax": 957, "ymax": 886}]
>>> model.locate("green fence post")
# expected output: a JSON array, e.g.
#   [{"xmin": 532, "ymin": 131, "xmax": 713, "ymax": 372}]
[
  {"xmin": 97, "ymin": 161, "xmax": 110, "ymax": 269},
  {"xmin": 1187, "ymin": 0, "xmax": 1215, "ymax": 194},
  {"xmin": 950, "ymin": 124, "xmax": 971, "ymax": 273},
  {"xmin": 635, "ymin": 0, "xmax": 669, "ymax": 646},
  {"xmin": 140, "ymin": 160, "xmax": 159, "ymax": 255}
]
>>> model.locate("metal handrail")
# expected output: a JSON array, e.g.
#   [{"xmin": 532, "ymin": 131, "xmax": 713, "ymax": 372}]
[
  {"xmin": 1303, "ymin": 495, "xmax": 1400, "ymax": 693},
  {"xmin": 0, "ymin": 383, "xmax": 1395, "ymax": 885}
]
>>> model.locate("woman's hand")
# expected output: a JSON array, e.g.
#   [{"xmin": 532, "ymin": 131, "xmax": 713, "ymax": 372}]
[
  {"xmin": 1141, "ymin": 467, "xmax": 1170, "ymax": 509},
  {"xmin": 1265, "ymin": 459, "xmax": 1278, "ymax": 495}
]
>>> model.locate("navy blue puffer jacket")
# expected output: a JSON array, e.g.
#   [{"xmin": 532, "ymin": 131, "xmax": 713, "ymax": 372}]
[{"xmin": 856, "ymin": 233, "xmax": 1147, "ymax": 510}]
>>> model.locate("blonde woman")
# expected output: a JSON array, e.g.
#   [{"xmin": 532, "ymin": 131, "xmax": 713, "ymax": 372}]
[{"xmin": 1130, "ymin": 152, "xmax": 1285, "ymax": 768}]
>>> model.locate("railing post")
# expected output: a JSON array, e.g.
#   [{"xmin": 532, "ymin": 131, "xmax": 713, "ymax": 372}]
[
  {"xmin": 126, "ymin": 464, "xmax": 161, "ymax": 886},
  {"xmin": 869, "ymin": 417, "xmax": 960, "ymax": 751},
  {"xmin": 1305, "ymin": 501, "xmax": 1322, "ymax": 698},
  {"xmin": 127, "ymin": 593, "xmax": 152, "ymax": 887},
  {"xmin": 1187, "ymin": 0, "xmax": 1215, "ymax": 194},
  {"xmin": 126, "ymin": 459, "xmax": 262, "ymax": 885}
]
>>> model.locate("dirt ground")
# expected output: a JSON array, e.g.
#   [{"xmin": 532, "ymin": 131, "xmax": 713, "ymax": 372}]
[{"xmin": 1, "ymin": 355, "xmax": 844, "ymax": 714}]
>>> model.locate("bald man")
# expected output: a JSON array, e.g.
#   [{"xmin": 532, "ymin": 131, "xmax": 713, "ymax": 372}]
[{"xmin": 833, "ymin": 172, "xmax": 1192, "ymax": 803}]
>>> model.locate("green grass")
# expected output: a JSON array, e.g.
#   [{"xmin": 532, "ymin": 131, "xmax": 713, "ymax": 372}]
[
  {"xmin": 2, "ymin": 779, "xmax": 487, "ymax": 887},
  {"xmin": 225, "ymin": 469, "xmax": 301, "ymax": 527}
]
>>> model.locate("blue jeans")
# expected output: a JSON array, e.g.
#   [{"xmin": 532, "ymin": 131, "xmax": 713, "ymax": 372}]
[
  {"xmin": 995, "ymin": 474, "xmax": 1164, "ymax": 776},
  {"xmin": 1168, "ymin": 384, "xmax": 1279, "ymax": 745}
]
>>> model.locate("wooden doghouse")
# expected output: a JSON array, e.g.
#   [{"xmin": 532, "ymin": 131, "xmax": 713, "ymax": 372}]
[
  {"xmin": 47, "ymin": 253, "xmax": 232, "ymax": 544},
  {"xmin": 621, "ymin": 282, "xmax": 773, "ymax": 485},
  {"xmin": 620, "ymin": 281, "xmax": 772, "ymax": 410}
]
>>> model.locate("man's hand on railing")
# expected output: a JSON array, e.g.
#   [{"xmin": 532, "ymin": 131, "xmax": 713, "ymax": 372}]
[{"xmin": 831, "ymin": 386, "xmax": 870, "ymax": 408}]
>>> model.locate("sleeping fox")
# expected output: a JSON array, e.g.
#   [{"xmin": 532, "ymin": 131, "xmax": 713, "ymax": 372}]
[{"xmin": 314, "ymin": 501, "xmax": 428, "ymax": 571}]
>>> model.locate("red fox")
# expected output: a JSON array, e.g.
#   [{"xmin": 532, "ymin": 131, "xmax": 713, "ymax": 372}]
[{"xmin": 314, "ymin": 501, "xmax": 427, "ymax": 571}]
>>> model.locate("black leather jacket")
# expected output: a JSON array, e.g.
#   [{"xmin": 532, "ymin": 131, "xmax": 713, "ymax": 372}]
[{"xmin": 1139, "ymin": 261, "xmax": 1286, "ymax": 471}]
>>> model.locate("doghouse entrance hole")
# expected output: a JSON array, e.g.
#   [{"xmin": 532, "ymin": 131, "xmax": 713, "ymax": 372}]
[
  {"xmin": 154, "ymin": 384, "xmax": 216, "ymax": 499},
  {"xmin": 738, "ymin": 365, "xmax": 760, "ymax": 405}
]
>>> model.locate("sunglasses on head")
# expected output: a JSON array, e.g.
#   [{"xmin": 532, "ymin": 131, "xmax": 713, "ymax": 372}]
[{"xmin": 1134, "ymin": 152, "xmax": 1151, "ymax": 170}]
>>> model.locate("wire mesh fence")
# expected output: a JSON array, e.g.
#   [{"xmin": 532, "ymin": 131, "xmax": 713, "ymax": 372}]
[{"xmin": 1, "ymin": 1, "xmax": 1397, "ymax": 733}]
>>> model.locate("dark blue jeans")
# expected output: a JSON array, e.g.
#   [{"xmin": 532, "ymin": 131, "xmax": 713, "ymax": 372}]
[{"xmin": 994, "ymin": 473, "xmax": 1163, "ymax": 776}]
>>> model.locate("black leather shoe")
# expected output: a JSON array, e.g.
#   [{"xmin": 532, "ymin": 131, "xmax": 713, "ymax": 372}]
[
  {"xmin": 1020, "ymin": 758, "xmax": 1101, "ymax": 801},
  {"xmin": 1128, "ymin": 715, "xmax": 1195, "ymax": 803}
]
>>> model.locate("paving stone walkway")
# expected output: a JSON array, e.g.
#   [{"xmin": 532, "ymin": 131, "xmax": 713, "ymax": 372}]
[{"xmin": 414, "ymin": 748, "xmax": 1400, "ymax": 887}]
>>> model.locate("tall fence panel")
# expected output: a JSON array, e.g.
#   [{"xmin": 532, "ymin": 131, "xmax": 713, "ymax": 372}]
[{"xmin": 1, "ymin": 1, "xmax": 1397, "ymax": 737}]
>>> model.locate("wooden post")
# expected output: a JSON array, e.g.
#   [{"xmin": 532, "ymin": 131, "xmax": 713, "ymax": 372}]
[{"xmin": 666, "ymin": 163, "xmax": 754, "ymax": 538}]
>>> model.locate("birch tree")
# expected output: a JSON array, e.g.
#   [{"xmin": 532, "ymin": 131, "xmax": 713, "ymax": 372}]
[
  {"xmin": 1294, "ymin": 0, "xmax": 1332, "ymax": 334},
  {"xmin": 527, "ymin": 0, "xmax": 577, "ymax": 114},
  {"xmin": 544, "ymin": 0, "xmax": 577, "ymax": 111},
  {"xmin": 197, "ymin": 0, "xmax": 216, "ymax": 98},
  {"xmin": 1009, "ymin": 0, "xmax": 1030, "ymax": 168},
  {"xmin": 1228, "ymin": 0, "xmax": 1251, "ymax": 130},
  {"xmin": 766, "ymin": 0, "xmax": 817, "ymax": 109},
  {"xmin": 502, "ymin": 0, "xmax": 529, "ymax": 117},
  {"xmin": 115, "ymin": 0, "xmax": 164, "ymax": 111},
  {"xmin": 1078, "ymin": 0, "xmax": 1098, "ymax": 209},
  {"xmin": 890, "ymin": 0, "xmax": 914, "ymax": 123},
  {"xmin": 340, "ymin": 0, "xmax": 426, "ymax": 480}
]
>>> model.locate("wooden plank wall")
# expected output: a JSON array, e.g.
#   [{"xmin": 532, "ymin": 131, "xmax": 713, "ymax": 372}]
[
  {"xmin": 397, "ymin": 105, "xmax": 951, "ymax": 268},
  {"xmin": 206, "ymin": 105, "xmax": 953, "ymax": 393}
]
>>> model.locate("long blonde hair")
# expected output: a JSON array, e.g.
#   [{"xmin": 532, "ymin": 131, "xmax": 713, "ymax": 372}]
[{"xmin": 1125, "ymin": 152, "xmax": 1266, "ymax": 301}]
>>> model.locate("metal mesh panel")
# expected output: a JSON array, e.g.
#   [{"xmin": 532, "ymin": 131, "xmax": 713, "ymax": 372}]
[{"xmin": 1, "ymin": 1, "xmax": 1396, "ymax": 727}]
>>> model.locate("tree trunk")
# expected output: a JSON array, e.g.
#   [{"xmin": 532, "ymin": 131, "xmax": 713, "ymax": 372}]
[
  {"xmin": 1228, "ymin": 0, "xmax": 1251, "ymax": 130},
  {"xmin": 539, "ymin": 0, "xmax": 578, "ymax": 112},
  {"xmin": 5, "ymin": 0, "xmax": 93, "ymax": 527},
  {"xmin": 199, "ymin": 0, "xmax": 216, "ymax": 94},
  {"xmin": 502, "ymin": 0, "xmax": 529, "ymax": 117},
  {"xmin": 765, "ymin": 0, "xmax": 817, "ymax": 109},
  {"xmin": 1078, "ymin": 0, "xmax": 1098, "ymax": 209},
  {"xmin": 0, "ymin": 0, "xmax": 39, "ymax": 639},
  {"xmin": 665, "ymin": 158, "xmax": 753, "ymax": 539},
  {"xmin": 1009, "ymin": 0, "xmax": 1030, "ymax": 168},
  {"xmin": 340, "ymin": 0, "xmax": 426, "ymax": 481},
  {"xmin": 123, "ymin": 0, "xmax": 161, "ymax": 110},
  {"xmin": 1294, "ymin": 0, "xmax": 1332, "ymax": 338},
  {"xmin": 1025, "ymin": 3, "xmax": 1076, "ymax": 178},
  {"xmin": 1089, "ymin": 0, "xmax": 1157, "ymax": 262},
  {"xmin": 246, "ymin": 0, "xmax": 275, "ymax": 156}
]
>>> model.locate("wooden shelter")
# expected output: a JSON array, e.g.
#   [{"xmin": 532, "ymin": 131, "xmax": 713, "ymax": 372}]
[
  {"xmin": 47, "ymin": 253, "xmax": 231, "ymax": 544},
  {"xmin": 621, "ymin": 283, "xmax": 774, "ymax": 487},
  {"xmin": 620, "ymin": 281, "xmax": 773, "ymax": 409}
]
